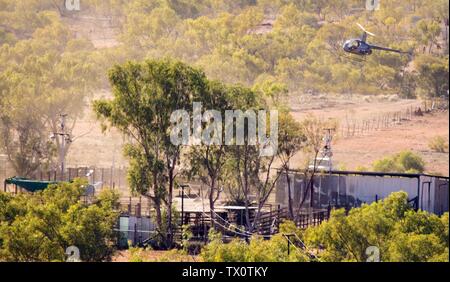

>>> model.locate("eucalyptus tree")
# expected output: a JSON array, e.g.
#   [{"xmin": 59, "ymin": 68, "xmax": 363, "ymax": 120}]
[
  {"xmin": 184, "ymin": 81, "xmax": 233, "ymax": 229},
  {"xmin": 0, "ymin": 19, "xmax": 98, "ymax": 176},
  {"xmin": 277, "ymin": 111, "xmax": 305, "ymax": 219},
  {"xmin": 94, "ymin": 59, "xmax": 207, "ymax": 247}
]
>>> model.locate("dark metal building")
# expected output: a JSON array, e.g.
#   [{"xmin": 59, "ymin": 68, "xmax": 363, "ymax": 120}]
[{"xmin": 276, "ymin": 170, "xmax": 449, "ymax": 215}]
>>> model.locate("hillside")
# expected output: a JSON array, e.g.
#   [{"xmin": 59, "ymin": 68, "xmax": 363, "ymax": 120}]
[{"xmin": 0, "ymin": 0, "xmax": 448, "ymax": 182}]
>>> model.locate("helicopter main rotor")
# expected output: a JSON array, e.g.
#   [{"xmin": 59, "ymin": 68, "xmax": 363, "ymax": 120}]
[{"xmin": 357, "ymin": 23, "xmax": 375, "ymax": 42}]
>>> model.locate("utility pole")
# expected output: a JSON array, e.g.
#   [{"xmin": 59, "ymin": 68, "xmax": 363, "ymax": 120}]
[
  {"xmin": 310, "ymin": 128, "xmax": 335, "ymax": 209},
  {"xmin": 51, "ymin": 114, "xmax": 72, "ymax": 179},
  {"xmin": 322, "ymin": 128, "xmax": 334, "ymax": 172}
]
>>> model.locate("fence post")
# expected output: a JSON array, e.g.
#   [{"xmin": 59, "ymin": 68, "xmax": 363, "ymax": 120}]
[
  {"xmin": 137, "ymin": 196, "xmax": 142, "ymax": 217},
  {"xmin": 134, "ymin": 223, "xmax": 137, "ymax": 246},
  {"xmin": 277, "ymin": 205, "xmax": 281, "ymax": 231}
]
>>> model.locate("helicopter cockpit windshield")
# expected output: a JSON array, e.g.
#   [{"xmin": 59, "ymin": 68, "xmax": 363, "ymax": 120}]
[{"xmin": 343, "ymin": 40, "xmax": 360, "ymax": 52}]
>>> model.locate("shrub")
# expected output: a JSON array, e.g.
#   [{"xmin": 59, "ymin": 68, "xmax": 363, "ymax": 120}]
[
  {"xmin": 129, "ymin": 247, "xmax": 146, "ymax": 262},
  {"xmin": 355, "ymin": 165, "xmax": 369, "ymax": 172},
  {"xmin": 184, "ymin": 240, "xmax": 204, "ymax": 255},
  {"xmin": 200, "ymin": 229, "xmax": 310, "ymax": 262},
  {"xmin": 395, "ymin": 151, "xmax": 425, "ymax": 173},
  {"xmin": 372, "ymin": 151, "xmax": 425, "ymax": 173},
  {"xmin": 429, "ymin": 136, "xmax": 449, "ymax": 153},
  {"xmin": 304, "ymin": 192, "xmax": 449, "ymax": 262},
  {"xmin": 373, "ymin": 158, "xmax": 401, "ymax": 173},
  {"xmin": 0, "ymin": 179, "xmax": 120, "ymax": 262}
]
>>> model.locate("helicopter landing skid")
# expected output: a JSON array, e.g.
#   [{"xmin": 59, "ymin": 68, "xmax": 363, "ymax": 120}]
[
  {"xmin": 340, "ymin": 53, "xmax": 367, "ymax": 64},
  {"xmin": 327, "ymin": 47, "xmax": 367, "ymax": 65}
]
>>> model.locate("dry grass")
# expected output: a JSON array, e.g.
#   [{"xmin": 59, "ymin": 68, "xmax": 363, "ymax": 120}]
[{"xmin": 112, "ymin": 249, "xmax": 200, "ymax": 262}]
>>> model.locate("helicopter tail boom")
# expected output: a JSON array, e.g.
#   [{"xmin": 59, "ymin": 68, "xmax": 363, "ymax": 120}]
[{"xmin": 369, "ymin": 44, "xmax": 411, "ymax": 55}]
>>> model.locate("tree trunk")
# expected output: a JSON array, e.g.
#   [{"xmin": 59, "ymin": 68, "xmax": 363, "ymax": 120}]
[
  {"xmin": 244, "ymin": 190, "xmax": 251, "ymax": 232},
  {"xmin": 167, "ymin": 165, "xmax": 174, "ymax": 248},
  {"xmin": 286, "ymin": 169, "xmax": 294, "ymax": 219},
  {"xmin": 154, "ymin": 199, "xmax": 163, "ymax": 234},
  {"xmin": 295, "ymin": 151, "xmax": 319, "ymax": 220},
  {"xmin": 209, "ymin": 178, "xmax": 216, "ymax": 230},
  {"xmin": 252, "ymin": 204, "xmax": 263, "ymax": 233}
]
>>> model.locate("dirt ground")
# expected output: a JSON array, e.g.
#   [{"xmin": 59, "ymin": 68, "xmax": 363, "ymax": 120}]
[
  {"xmin": 332, "ymin": 112, "xmax": 449, "ymax": 175},
  {"xmin": 288, "ymin": 95, "xmax": 449, "ymax": 176},
  {"xmin": 290, "ymin": 110, "xmax": 449, "ymax": 175}
]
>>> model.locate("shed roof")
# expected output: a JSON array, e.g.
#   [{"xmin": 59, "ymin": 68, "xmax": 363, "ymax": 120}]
[{"xmin": 5, "ymin": 177, "xmax": 58, "ymax": 192}]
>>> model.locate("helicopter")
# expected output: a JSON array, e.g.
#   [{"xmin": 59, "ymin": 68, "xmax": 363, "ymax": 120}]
[{"xmin": 343, "ymin": 23, "xmax": 411, "ymax": 56}]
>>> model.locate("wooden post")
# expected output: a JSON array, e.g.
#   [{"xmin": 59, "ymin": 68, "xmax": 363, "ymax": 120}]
[
  {"xmin": 287, "ymin": 236, "xmax": 291, "ymax": 255},
  {"xmin": 134, "ymin": 223, "xmax": 137, "ymax": 246},
  {"xmin": 137, "ymin": 197, "xmax": 142, "ymax": 217},
  {"xmin": 277, "ymin": 205, "xmax": 281, "ymax": 231}
]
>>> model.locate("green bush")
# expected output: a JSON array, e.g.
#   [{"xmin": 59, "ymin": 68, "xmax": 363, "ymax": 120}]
[
  {"xmin": 429, "ymin": 136, "xmax": 449, "ymax": 153},
  {"xmin": 129, "ymin": 247, "xmax": 146, "ymax": 262},
  {"xmin": 200, "ymin": 228, "xmax": 310, "ymax": 262},
  {"xmin": 372, "ymin": 151, "xmax": 425, "ymax": 173},
  {"xmin": 372, "ymin": 158, "xmax": 402, "ymax": 173},
  {"xmin": 0, "ymin": 179, "xmax": 120, "ymax": 262},
  {"xmin": 304, "ymin": 192, "xmax": 449, "ymax": 262},
  {"xmin": 396, "ymin": 151, "xmax": 426, "ymax": 173}
]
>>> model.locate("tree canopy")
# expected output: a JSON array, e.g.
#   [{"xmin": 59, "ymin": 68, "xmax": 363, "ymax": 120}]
[{"xmin": 0, "ymin": 179, "xmax": 120, "ymax": 262}]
